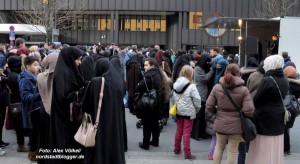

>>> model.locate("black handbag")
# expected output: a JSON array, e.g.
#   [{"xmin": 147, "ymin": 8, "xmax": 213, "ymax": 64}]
[
  {"xmin": 136, "ymin": 77, "xmax": 157, "ymax": 111},
  {"xmin": 221, "ymin": 85, "xmax": 257, "ymax": 142},
  {"xmin": 283, "ymin": 92, "xmax": 300, "ymax": 117},
  {"xmin": 28, "ymin": 107, "xmax": 41, "ymax": 130}
]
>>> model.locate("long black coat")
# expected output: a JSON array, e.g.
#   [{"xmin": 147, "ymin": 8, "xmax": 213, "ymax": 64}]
[
  {"xmin": 135, "ymin": 68, "xmax": 163, "ymax": 120},
  {"xmin": 83, "ymin": 59, "xmax": 125, "ymax": 164},
  {"xmin": 253, "ymin": 69, "xmax": 289, "ymax": 136}
]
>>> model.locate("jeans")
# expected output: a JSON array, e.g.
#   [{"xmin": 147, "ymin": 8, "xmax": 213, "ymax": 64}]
[
  {"xmin": 174, "ymin": 117, "xmax": 193, "ymax": 157},
  {"xmin": 213, "ymin": 133, "xmax": 241, "ymax": 164}
]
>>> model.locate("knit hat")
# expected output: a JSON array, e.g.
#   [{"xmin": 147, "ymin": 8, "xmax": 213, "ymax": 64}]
[{"xmin": 284, "ymin": 66, "xmax": 298, "ymax": 78}]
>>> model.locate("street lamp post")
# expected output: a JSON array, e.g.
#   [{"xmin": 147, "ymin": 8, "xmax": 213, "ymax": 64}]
[{"xmin": 238, "ymin": 19, "xmax": 242, "ymax": 66}]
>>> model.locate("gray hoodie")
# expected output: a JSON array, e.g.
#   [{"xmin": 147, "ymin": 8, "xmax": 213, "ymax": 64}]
[{"xmin": 173, "ymin": 77, "xmax": 201, "ymax": 119}]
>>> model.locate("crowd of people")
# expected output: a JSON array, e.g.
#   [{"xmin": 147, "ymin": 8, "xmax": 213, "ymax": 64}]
[{"xmin": 0, "ymin": 37, "xmax": 299, "ymax": 164}]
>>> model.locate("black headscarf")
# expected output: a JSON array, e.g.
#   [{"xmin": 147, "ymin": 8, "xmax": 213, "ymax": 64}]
[
  {"xmin": 83, "ymin": 58, "xmax": 126, "ymax": 164},
  {"xmin": 110, "ymin": 55, "xmax": 124, "ymax": 80},
  {"xmin": 80, "ymin": 56, "xmax": 95, "ymax": 82},
  {"xmin": 7, "ymin": 56, "xmax": 22, "ymax": 73},
  {"xmin": 196, "ymin": 54, "xmax": 211, "ymax": 73}
]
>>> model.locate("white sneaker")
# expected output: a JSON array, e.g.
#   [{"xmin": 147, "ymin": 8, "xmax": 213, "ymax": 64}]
[{"xmin": 0, "ymin": 148, "xmax": 6, "ymax": 156}]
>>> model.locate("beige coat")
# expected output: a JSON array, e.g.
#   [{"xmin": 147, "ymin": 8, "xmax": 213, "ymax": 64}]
[{"xmin": 206, "ymin": 76, "xmax": 254, "ymax": 135}]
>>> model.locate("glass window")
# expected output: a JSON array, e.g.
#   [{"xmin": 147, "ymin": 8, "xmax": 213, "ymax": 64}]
[
  {"xmin": 125, "ymin": 19, "xmax": 130, "ymax": 23},
  {"xmin": 156, "ymin": 28, "xmax": 161, "ymax": 31},
  {"xmin": 83, "ymin": 15, "xmax": 89, "ymax": 30},
  {"xmin": 137, "ymin": 28, "xmax": 141, "ymax": 31},
  {"xmin": 98, "ymin": 15, "xmax": 110, "ymax": 31},
  {"xmin": 131, "ymin": 16, "xmax": 137, "ymax": 31},
  {"xmin": 90, "ymin": 15, "xmax": 97, "ymax": 30},
  {"xmin": 77, "ymin": 17, "xmax": 83, "ymax": 30},
  {"xmin": 125, "ymin": 28, "xmax": 130, "ymax": 31},
  {"xmin": 189, "ymin": 11, "xmax": 203, "ymax": 30},
  {"xmin": 137, "ymin": 19, "xmax": 141, "ymax": 23}
]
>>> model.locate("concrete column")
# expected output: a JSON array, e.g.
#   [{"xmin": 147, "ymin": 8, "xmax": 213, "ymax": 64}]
[
  {"xmin": 177, "ymin": 12, "xmax": 182, "ymax": 50},
  {"xmin": 183, "ymin": 12, "xmax": 188, "ymax": 30},
  {"xmin": 110, "ymin": 11, "xmax": 114, "ymax": 43},
  {"xmin": 114, "ymin": 11, "xmax": 119, "ymax": 45}
]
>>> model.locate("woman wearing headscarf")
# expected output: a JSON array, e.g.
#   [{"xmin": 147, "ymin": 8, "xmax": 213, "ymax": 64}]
[
  {"xmin": 80, "ymin": 56, "xmax": 95, "ymax": 82},
  {"xmin": 213, "ymin": 58, "xmax": 229, "ymax": 85},
  {"xmin": 82, "ymin": 58, "xmax": 125, "ymax": 164},
  {"xmin": 154, "ymin": 50, "xmax": 172, "ymax": 77},
  {"xmin": 48, "ymin": 47, "xmax": 84, "ymax": 164},
  {"xmin": 154, "ymin": 50, "xmax": 172, "ymax": 124},
  {"xmin": 7, "ymin": 56, "xmax": 28, "ymax": 152},
  {"xmin": 109, "ymin": 55, "xmax": 128, "ymax": 151},
  {"xmin": 172, "ymin": 50, "xmax": 190, "ymax": 82},
  {"xmin": 246, "ymin": 55, "xmax": 289, "ymax": 164},
  {"xmin": 37, "ymin": 53, "xmax": 58, "ymax": 164},
  {"xmin": 192, "ymin": 54, "xmax": 214, "ymax": 140}
]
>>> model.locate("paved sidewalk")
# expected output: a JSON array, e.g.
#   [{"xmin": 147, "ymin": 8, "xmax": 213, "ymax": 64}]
[{"xmin": 1, "ymin": 109, "xmax": 300, "ymax": 163}]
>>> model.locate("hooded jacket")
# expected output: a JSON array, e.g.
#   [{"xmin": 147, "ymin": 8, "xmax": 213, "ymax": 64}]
[
  {"xmin": 206, "ymin": 76, "xmax": 254, "ymax": 135},
  {"xmin": 173, "ymin": 77, "xmax": 201, "ymax": 119}
]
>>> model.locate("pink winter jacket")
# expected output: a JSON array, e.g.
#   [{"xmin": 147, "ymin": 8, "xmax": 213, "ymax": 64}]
[{"xmin": 206, "ymin": 76, "xmax": 255, "ymax": 135}]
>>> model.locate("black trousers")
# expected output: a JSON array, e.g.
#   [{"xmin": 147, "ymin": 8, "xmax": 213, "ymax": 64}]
[
  {"xmin": 284, "ymin": 128, "xmax": 290, "ymax": 153},
  {"xmin": 141, "ymin": 117, "xmax": 160, "ymax": 146},
  {"xmin": 12, "ymin": 111, "xmax": 25, "ymax": 145},
  {"xmin": 0, "ymin": 104, "xmax": 6, "ymax": 142},
  {"xmin": 191, "ymin": 101, "xmax": 207, "ymax": 139}
]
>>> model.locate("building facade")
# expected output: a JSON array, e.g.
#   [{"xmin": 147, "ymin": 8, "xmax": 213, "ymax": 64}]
[{"xmin": 1, "ymin": 0, "xmax": 299, "ymax": 51}]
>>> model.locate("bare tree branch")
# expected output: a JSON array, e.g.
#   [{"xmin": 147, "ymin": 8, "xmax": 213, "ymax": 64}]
[
  {"xmin": 255, "ymin": 0, "xmax": 300, "ymax": 18},
  {"xmin": 12, "ymin": 0, "xmax": 86, "ymax": 43}
]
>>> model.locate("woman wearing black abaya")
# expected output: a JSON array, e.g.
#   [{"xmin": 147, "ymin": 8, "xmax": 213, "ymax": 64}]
[
  {"xmin": 192, "ymin": 54, "xmax": 214, "ymax": 139},
  {"xmin": 83, "ymin": 58, "xmax": 125, "ymax": 164},
  {"xmin": 109, "ymin": 56, "xmax": 128, "ymax": 151},
  {"xmin": 48, "ymin": 47, "xmax": 84, "ymax": 164}
]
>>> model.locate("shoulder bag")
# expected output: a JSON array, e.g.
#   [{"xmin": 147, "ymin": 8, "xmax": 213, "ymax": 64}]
[
  {"xmin": 74, "ymin": 77, "xmax": 105, "ymax": 147},
  {"xmin": 136, "ymin": 76, "xmax": 157, "ymax": 111},
  {"xmin": 269, "ymin": 76, "xmax": 296, "ymax": 125},
  {"xmin": 221, "ymin": 84, "xmax": 257, "ymax": 142}
]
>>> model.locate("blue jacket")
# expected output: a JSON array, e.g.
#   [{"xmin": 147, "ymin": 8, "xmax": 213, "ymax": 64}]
[
  {"xmin": 0, "ymin": 52, "xmax": 6, "ymax": 69},
  {"xmin": 18, "ymin": 70, "xmax": 41, "ymax": 128}
]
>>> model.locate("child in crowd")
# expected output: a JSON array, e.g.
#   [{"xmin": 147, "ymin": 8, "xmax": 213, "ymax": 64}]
[
  {"xmin": 173, "ymin": 65, "xmax": 201, "ymax": 159},
  {"xmin": 18, "ymin": 56, "xmax": 42, "ymax": 161}
]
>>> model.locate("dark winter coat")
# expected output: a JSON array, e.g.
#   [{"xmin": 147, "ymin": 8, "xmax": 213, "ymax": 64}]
[
  {"xmin": 135, "ymin": 68, "xmax": 163, "ymax": 120},
  {"xmin": 206, "ymin": 77, "xmax": 254, "ymax": 135},
  {"xmin": 7, "ymin": 56, "xmax": 22, "ymax": 103},
  {"xmin": 18, "ymin": 70, "xmax": 41, "ymax": 128},
  {"xmin": 253, "ymin": 69, "xmax": 289, "ymax": 135},
  {"xmin": 0, "ymin": 52, "xmax": 6, "ymax": 69}
]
